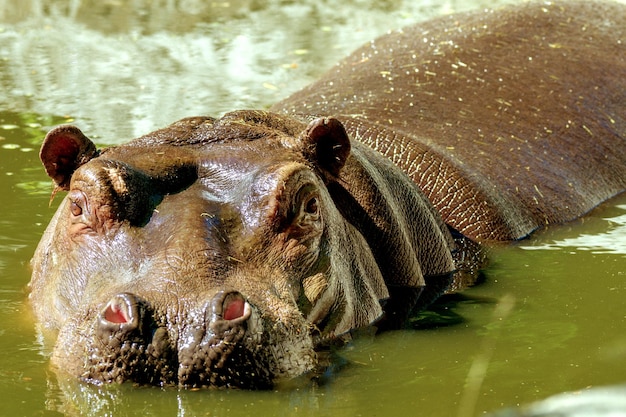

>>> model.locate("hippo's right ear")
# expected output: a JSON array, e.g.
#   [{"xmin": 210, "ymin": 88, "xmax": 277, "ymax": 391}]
[
  {"xmin": 40, "ymin": 125, "xmax": 99, "ymax": 191},
  {"xmin": 300, "ymin": 117, "xmax": 351, "ymax": 180}
]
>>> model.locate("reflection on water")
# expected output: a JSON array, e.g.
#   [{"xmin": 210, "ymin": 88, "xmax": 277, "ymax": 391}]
[
  {"xmin": 0, "ymin": 0, "xmax": 624, "ymax": 416},
  {"xmin": 489, "ymin": 384, "xmax": 626, "ymax": 417},
  {"xmin": 521, "ymin": 204, "xmax": 626, "ymax": 254}
]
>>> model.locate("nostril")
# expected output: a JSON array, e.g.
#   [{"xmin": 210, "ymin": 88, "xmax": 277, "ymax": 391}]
[
  {"xmin": 101, "ymin": 293, "xmax": 138, "ymax": 327},
  {"xmin": 209, "ymin": 291, "xmax": 251, "ymax": 323},
  {"xmin": 223, "ymin": 293, "xmax": 246, "ymax": 321},
  {"xmin": 97, "ymin": 293, "xmax": 154, "ymax": 343},
  {"xmin": 104, "ymin": 302, "xmax": 129, "ymax": 324}
]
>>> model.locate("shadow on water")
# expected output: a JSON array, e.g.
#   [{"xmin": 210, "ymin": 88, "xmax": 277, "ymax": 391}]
[{"xmin": 409, "ymin": 292, "xmax": 497, "ymax": 330}]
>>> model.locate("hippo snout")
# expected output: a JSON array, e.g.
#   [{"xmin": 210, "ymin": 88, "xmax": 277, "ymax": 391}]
[
  {"xmin": 97, "ymin": 291, "xmax": 251, "ymax": 336},
  {"xmin": 85, "ymin": 290, "xmax": 266, "ymax": 388}
]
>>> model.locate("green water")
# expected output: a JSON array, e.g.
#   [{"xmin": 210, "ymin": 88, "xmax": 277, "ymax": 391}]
[{"xmin": 0, "ymin": 1, "xmax": 625, "ymax": 416}]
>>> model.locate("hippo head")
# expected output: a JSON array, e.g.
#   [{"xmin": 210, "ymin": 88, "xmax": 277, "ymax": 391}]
[{"xmin": 30, "ymin": 111, "xmax": 456, "ymax": 388}]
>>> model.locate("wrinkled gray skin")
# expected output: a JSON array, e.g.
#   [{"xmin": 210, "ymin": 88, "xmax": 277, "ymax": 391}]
[{"xmin": 30, "ymin": 1, "xmax": 625, "ymax": 389}]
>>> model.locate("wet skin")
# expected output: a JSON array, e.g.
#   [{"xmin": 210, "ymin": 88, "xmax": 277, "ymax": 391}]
[{"xmin": 30, "ymin": 1, "xmax": 625, "ymax": 388}]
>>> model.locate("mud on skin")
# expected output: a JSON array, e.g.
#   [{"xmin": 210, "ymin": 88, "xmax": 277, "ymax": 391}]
[{"xmin": 29, "ymin": 1, "xmax": 625, "ymax": 389}]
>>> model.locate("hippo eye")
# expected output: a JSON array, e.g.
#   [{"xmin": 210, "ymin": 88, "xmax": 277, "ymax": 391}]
[
  {"xmin": 68, "ymin": 191, "xmax": 88, "ymax": 221},
  {"xmin": 67, "ymin": 190, "xmax": 95, "ymax": 236},
  {"xmin": 304, "ymin": 197, "xmax": 319, "ymax": 215},
  {"xmin": 70, "ymin": 200, "xmax": 83, "ymax": 217},
  {"xmin": 294, "ymin": 184, "xmax": 321, "ymax": 222}
]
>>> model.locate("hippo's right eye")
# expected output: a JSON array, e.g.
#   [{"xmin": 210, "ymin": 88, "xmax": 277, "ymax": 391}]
[
  {"xmin": 70, "ymin": 201, "xmax": 83, "ymax": 217},
  {"xmin": 67, "ymin": 191, "xmax": 94, "ymax": 236},
  {"xmin": 68, "ymin": 191, "xmax": 89, "ymax": 222}
]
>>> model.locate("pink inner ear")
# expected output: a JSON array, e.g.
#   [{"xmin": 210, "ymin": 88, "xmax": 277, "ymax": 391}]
[
  {"xmin": 104, "ymin": 304, "xmax": 129, "ymax": 324},
  {"xmin": 223, "ymin": 297, "xmax": 245, "ymax": 320},
  {"xmin": 40, "ymin": 135, "xmax": 81, "ymax": 187},
  {"xmin": 43, "ymin": 135, "xmax": 78, "ymax": 165},
  {"xmin": 40, "ymin": 125, "xmax": 97, "ymax": 190}
]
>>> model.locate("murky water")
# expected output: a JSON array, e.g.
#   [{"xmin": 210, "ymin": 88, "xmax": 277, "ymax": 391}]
[{"xmin": 0, "ymin": 0, "xmax": 624, "ymax": 416}]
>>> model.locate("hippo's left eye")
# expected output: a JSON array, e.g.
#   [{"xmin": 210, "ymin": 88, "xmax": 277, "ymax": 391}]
[
  {"xmin": 304, "ymin": 196, "xmax": 319, "ymax": 215},
  {"xmin": 295, "ymin": 185, "xmax": 321, "ymax": 222}
]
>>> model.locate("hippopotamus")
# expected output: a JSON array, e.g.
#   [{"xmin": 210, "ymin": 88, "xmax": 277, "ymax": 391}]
[{"xmin": 29, "ymin": 1, "xmax": 625, "ymax": 389}]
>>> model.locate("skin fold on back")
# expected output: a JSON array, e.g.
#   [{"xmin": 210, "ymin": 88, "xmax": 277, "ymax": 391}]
[{"xmin": 273, "ymin": 1, "xmax": 626, "ymax": 242}]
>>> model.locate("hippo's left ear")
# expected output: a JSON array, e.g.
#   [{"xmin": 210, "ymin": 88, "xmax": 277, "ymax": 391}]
[
  {"xmin": 40, "ymin": 125, "xmax": 99, "ymax": 191},
  {"xmin": 300, "ymin": 117, "xmax": 351, "ymax": 180}
]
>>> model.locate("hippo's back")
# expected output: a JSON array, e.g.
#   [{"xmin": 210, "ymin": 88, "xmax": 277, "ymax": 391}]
[{"xmin": 273, "ymin": 1, "xmax": 626, "ymax": 242}]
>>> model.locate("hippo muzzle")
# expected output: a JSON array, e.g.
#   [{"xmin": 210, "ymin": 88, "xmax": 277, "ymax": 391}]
[
  {"xmin": 93, "ymin": 291, "xmax": 254, "ymax": 387},
  {"xmin": 55, "ymin": 286, "xmax": 317, "ymax": 388}
]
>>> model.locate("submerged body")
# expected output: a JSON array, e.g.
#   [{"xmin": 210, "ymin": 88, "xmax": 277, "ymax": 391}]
[{"xmin": 30, "ymin": 1, "xmax": 625, "ymax": 388}]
